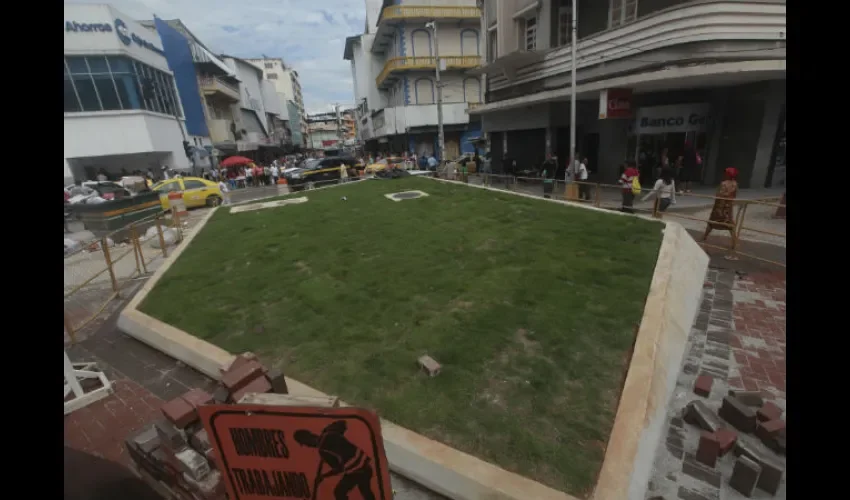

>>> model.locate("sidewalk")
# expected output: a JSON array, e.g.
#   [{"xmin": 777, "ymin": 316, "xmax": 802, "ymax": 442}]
[
  {"xmin": 64, "ymin": 300, "xmax": 444, "ymax": 499},
  {"xmin": 644, "ymin": 257, "xmax": 786, "ymax": 499}
]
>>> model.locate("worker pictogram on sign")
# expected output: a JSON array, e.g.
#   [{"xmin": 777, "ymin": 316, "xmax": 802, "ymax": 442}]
[{"xmin": 199, "ymin": 405, "xmax": 393, "ymax": 500}]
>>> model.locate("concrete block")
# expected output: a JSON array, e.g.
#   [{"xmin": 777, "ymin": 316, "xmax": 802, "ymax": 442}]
[
  {"xmin": 757, "ymin": 401, "xmax": 782, "ymax": 422},
  {"xmin": 417, "ymin": 355, "xmax": 441, "ymax": 377},
  {"xmin": 230, "ymin": 374, "xmax": 272, "ymax": 403},
  {"xmin": 756, "ymin": 454, "xmax": 784, "ymax": 495},
  {"xmin": 719, "ymin": 396, "xmax": 757, "ymax": 433},
  {"xmin": 211, "ymin": 385, "xmax": 229, "ymax": 404},
  {"xmin": 756, "ymin": 419, "xmax": 785, "ymax": 442},
  {"xmin": 733, "ymin": 435, "xmax": 762, "ymax": 463},
  {"xmin": 154, "ymin": 418, "xmax": 187, "ymax": 451},
  {"xmin": 715, "ymin": 428, "xmax": 738, "ymax": 456},
  {"xmin": 189, "ymin": 428, "xmax": 213, "ymax": 455},
  {"xmin": 728, "ymin": 390, "xmax": 765, "ymax": 407},
  {"xmin": 174, "ymin": 447, "xmax": 211, "ymax": 481},
  {"xmin": 683, "ymin": 400, "xmax": 724, "ymax": 432},
  {"xmin": 220, "ymin": 360, "xmax": 264, "ymax": 392},
  {"xmin": 266, "ymin": 368, "xmax": 289, "ymax": 394},
  {"xmin": 730, "ymin": 456, "xmax": 761, "ymax": 497},
  {"xmin": 130, "ymin": 425, "xmax": 161, "ymax": 455},
  {"xmin": 161, "ymin": 396, "xmax": 197, "ymax": 429},
  {"xmin": 696, "ymin": 432, "xmax": 719, "ymax": 468},
  {"xmin": 222, "ymin": 352, "xmax": 259, "ymax": 375},
  {"xmin": 693, "ymin": 375, "xmax": 713, "ymax": 398},
  {"xmin": 182, "ymin": 469, "xmax": 224, "ymax": 499},
  {"xmin": 181, "ymin": 388, "xmax": 214, "ymax": 410}
]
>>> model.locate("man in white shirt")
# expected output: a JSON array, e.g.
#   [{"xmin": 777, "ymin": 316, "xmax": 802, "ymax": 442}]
[
  {"xmin": 270, "ymin": 164, "xmax": 279, "ymax": 185},
  {"xmin": 218, "ymin": 179, "xmax": 231, "ymax": 205},
  {"xmin": 576, "ymin": 156, "xmax": 590, "ymax": 201},
  {"xmin": 161, "ymin": 165, "xmax": 171, "ymax": 180}
]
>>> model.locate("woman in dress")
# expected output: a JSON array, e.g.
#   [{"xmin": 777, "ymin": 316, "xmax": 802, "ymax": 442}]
[{"xmin": 702, "ymin": 167, "xmax": 739, "ymax": 245}]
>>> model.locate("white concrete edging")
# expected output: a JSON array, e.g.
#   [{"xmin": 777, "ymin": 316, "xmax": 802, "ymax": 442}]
[{"xmin": 117, "ymin": 177, "xmax": 708, "ymax": 500}]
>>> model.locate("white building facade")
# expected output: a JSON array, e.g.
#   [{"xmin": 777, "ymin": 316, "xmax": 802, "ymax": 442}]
[
  {"xmin": 344, "ymin": 0, "xmax": 485, "ymax": 160},
  {"xmin": 474, "ymin": 0, "xmax": 786, "ymax": 188},
  {"xmin": 64, "ymin": 4, "xmax": 190, "ymax": 184},
  {"xmin": 247, "ymin": 58, "xmax": 308, "ymax": 147}
]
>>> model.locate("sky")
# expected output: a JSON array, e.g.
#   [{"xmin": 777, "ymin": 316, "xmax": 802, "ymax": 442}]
[{"xmin": 67, "ymin": 0, "xmax": 366, "ymax": 114}]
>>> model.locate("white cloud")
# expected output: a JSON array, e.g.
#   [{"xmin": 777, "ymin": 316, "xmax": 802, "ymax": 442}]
[{"xmin": 66, "ymin": 0, "xmax": 365, "ymax": 112}]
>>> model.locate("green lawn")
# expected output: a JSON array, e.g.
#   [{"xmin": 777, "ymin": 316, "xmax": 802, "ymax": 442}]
[{"xmin": 140, "ymin": 177, "xmax": 663, "ymax": 496}]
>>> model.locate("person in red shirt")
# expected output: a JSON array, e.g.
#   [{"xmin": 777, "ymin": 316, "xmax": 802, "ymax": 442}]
[{"xmin": 619, "ymin": 161, "xmax": 640, "ymax": 213}]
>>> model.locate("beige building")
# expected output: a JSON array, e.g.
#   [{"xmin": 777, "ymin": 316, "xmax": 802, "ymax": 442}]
[
  {"xmin": 246, "ymin": 57, "xmax": 307, "ymax": 146},
  {"xmin": 344, "ymin": 0, "xmax": 485, "ymax": 159},
  {"xmin": 473, "ymin": 0, "xmax": 786, "ymax": 188}
]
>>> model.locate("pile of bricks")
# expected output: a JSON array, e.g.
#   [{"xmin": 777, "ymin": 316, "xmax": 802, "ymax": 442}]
[
  {"xmin": 124, "ymin": 353, "xmax": 288, "ymax": 500},
  {"xmin": 686, "ymin": 376, "xmax": 786, "ymax": 497}
]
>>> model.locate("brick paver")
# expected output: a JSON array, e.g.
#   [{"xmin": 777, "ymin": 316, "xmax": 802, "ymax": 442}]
[
  {"xmin": 64, "ymin": 378, "xmax": 164, "ymax": 469},
  {"xmin": 645, "ymin": 267, "xmax": 786, "ymax": 500}
]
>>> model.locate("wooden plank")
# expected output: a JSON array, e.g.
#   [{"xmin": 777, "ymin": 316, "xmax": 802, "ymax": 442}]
[{"xmin": 236, "ymin": 392, "xmax": 340, "ymax": 408}]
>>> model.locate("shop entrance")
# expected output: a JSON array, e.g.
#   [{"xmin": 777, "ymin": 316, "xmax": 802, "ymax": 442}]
[{"xmin": 628, "ymin": 131, "xmax": 709, "ymax": 186}]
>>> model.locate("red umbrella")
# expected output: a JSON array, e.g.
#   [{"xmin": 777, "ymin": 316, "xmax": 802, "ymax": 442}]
[{"xmin": 220, "ymin": 156, "xmax": 253, "ymax": 168}]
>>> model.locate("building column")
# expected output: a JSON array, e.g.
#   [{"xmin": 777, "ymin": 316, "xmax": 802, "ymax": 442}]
[
  {"xmin": 545, "ymin": 126, "xmax": 554, "ymax": 156},
  {"xmin": 749, "ymin": 81, "xmax": 785, "ymax": 189},
  {"xmin": 502, "ymin": 131, "xmax": 508, "ymax": 155}
]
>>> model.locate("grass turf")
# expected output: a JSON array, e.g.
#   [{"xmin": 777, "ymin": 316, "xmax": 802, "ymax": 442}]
[{"xmin": 140, "ymin": 177, "xmax": 664, "ymax": 496}]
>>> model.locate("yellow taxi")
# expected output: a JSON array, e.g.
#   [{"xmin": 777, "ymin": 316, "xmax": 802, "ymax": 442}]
[
  {"xmin": 364, "ymin": 157, "xmax": 404, "ymax": 174},
  {"xmin": 151, "ymin": 176, "xmax": 224, "ymax": 210}
]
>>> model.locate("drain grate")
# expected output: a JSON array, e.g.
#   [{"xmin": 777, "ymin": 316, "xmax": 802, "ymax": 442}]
[{"xmin": 384, "ymin": 190, "xmax": 430, "ymax": 202}]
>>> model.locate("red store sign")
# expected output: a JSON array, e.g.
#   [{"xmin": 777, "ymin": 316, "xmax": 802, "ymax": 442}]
[{"xmin": 599, "ymin": 88, "xmax": 633, "ymax": 119}]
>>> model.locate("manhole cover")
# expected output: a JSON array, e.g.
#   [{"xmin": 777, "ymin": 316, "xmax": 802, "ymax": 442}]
[{"xmin": 385, "ymin": 190, "xmax": 430, "ymax": 202}]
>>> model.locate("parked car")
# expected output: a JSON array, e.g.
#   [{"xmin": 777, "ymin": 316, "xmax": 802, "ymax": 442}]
[
  {"xmin": 64, "ymin": 181, "xmax": 132, "ymax": 204},
  {"xmin": 285, "ymin": 157, "xmax": 358, "ymax": 191},
  {"xmin": 151, "ymin": 176, "xmax": 224, "ymax": 209},
  {"xmin": 364, "ymin": 157, "xmax": 404, "ymax": 174}
]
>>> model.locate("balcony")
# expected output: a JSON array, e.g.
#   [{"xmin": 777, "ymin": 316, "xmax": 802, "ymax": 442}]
[
  {"xmin": 199, "ymin": 75, "xmax": 240, "ymax": 102},
  {"xmin": 208, "ymin": 119, "xmax": 235, "ymax": 144},
  {"xmin": 371, "ymin": 5, "xmax": 481, "ymax": 54},
  {"xmin": 478, "ymin": 0, "xmax": 786, "ymax": 93},
  {"xmin": 376, "ymin": 56, "xmax": 482, "ymax": 88}
]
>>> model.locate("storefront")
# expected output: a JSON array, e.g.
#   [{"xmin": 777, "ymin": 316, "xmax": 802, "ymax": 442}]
[
  {"xmin": 64, "ymin": 4, "xmax": 190, "ymax": 185},
  {"xmin": 626, "ymin": 103, "xmax": 713, "ymax": 186}
]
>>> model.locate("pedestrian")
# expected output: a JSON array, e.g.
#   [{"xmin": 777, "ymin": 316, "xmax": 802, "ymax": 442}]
[
  {"xmin": 427, "ymin": 154, "xmax": 438, "ymax": 171},
  {"xmin": 541, "ymin": 154, "xmax": 556, "ymax": 199},
  {"xmin": 619, "ymin": 161, "xmax": 640, "ymax": 213},
  {"xmin": 263, "ymin": 164, "xmax": 271, "ymax": 186},
  {"xmin": 339, "ymin": 162, "xmax": 349, "ymax": 183},
  {"xmin": 218, "ymin": 177, "xmax": 231, "ymax": 205},
  {"xmin": 245, "ymin": 164, "xmax": 253, "ymax": 187},
  {"xmin": 642, "ymin": 167, "xmax": 677, "ymax": 212},
  {"xmin": 701, "ymin": 167, "xmax": 739, "ymax": 244},
  {"xmin": 576, "ymin": 156, "xmax": 590, "ymax": 201},
  {"xmin": 271, "ymin": 163, "xmax": 279, "ymax": 185},
  {"xmin": 680, "ymin": 141, "xmax": 699, "ymax": 193},
  {"xmin": 161, "ymin": 165, "xmax": 171, "ymax": 180}
]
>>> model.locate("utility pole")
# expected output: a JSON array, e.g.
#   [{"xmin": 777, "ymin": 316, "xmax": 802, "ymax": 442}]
[
  {"xmin": 569, "ymin": 0, "xmax": 578, "ymax": 179},
  {"xmin": 426, "ymin": 21, "xmax": 445, "ymax": 164}
]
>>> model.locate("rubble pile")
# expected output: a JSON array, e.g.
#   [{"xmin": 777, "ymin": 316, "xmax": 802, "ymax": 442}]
[
  {"xmin": 684, "ymin": 378, "xmax": 786, "ymax": 497},
  {"xmin": 124, "ymin": 353, "xmax": 288, "ymax": 500}
]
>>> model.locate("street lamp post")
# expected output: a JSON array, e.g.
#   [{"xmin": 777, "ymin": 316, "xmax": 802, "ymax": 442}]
[
  {"xmin": 569, "ymin": 0, "xmax": 578, "ymax": 178},
  {"xmin": 426, "ymin": 21, "xmax": 446, "ymax": 166}
]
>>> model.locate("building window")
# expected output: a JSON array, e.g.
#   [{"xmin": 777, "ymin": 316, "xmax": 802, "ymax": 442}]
[
  {"xmin": 266, "ymin": 73, "xmax": 278, "ymax": 80},
  {"xmin": 609, "ymin": 0, "xmax": 638, "ymax": 28},
  {"xmin": 64, "ymin": 56, "xmax": 180, "ymax": 116},
  {"xmin": 518, "ymin": 16, "xmax": 537, "ymax": 51},
  {"xmin": 264, "ymin": 62, "xmax": 274, "ymax": 69},
  {"xmin": 558, "ymin": 1, "xmax": 573, "ymax": 46},
  {"xmin": 488, "ymin": 29, "xmax": 498, "ymax": 62}
]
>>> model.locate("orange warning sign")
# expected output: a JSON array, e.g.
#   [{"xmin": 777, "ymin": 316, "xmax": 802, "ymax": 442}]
[{"xmin": 199, "ymin": 405, "xmax": 393, "ymax": 500}]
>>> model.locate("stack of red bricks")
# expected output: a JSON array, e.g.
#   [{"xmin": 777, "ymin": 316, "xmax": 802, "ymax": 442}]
[
  {"xmin": 124, "ymin": 353, "xmax": 288, "ymax": 500},
  {"xmin": 686, "ymin": 375, "xmax": 786, "ymax": 497}
]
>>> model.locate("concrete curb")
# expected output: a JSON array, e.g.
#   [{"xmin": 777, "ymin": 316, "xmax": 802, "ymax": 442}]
[{"xmin": 117, "ymin": 177, "xmax": 708, "ymax": 500}]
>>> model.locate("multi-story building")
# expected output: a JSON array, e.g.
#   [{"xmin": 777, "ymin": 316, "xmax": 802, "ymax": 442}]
[
  {"xmin": 306, "ymin": 112, "xmax": 347, "ymax": 150},
  {"xmin": 342, "ymin": 109, "xmax": 357, "ymax": 142},
  {"xmin": 473, "ymin": 0, "xmax": 786, "ymax": 188},
  {"xmin": 64, "ymin": 4, "xmax": 189, "ymax": 184},
  {"xmin": 247, "ymin": 58, "xmax": 308, "ymax": 147},
  {"xmin": 344, "ymin": 0, "xmax": 484, "ymax": 160}
]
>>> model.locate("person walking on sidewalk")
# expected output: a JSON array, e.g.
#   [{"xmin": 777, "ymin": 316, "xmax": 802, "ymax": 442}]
[
  {"xmin": 576, "ymin": 156, "xmax": 590, "ymax": 201},
  {"xmin": 642, "ymin": 167, "xmax": 676, "ymax": 212},
  {"xmin": 702, "ymin": 167, "xmax": 739, "ymax": 244},
  {"xmin": 218, "ymin": 178, "xmax": 231, "ymax": 205},
  {"xmin": 541, "ymin": 154, "xmax": 556, "ymax": 199},
  {"xmin": 271, "ymin": 163, "xmax": 280, "ymax": 185},
  {"xmin": 619, "ymin": 161, "xmax": 640, "ymax": 213}
]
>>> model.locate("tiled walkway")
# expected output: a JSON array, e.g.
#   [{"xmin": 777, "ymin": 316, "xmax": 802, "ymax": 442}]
[{"xmin": 645, "ymin": 267, "xmax": 786, "ymax": 500}]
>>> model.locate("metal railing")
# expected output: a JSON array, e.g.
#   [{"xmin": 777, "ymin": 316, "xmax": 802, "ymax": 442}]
[
  {"xmin": 438, "ymin": 173, "xmax": 786, "ymax": 268},
  {"xmin": 63, "ymin": 207, "xmax": 204, "ymax": 344},
  {"xmin": 376, "ymin": 56, "xmax": 482, "ymax": 87}
]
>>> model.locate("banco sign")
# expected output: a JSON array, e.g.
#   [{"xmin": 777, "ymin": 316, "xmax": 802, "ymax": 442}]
[{"xmin": 634, "ymin": 104, "xmax": 712, "ymax": 134}]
